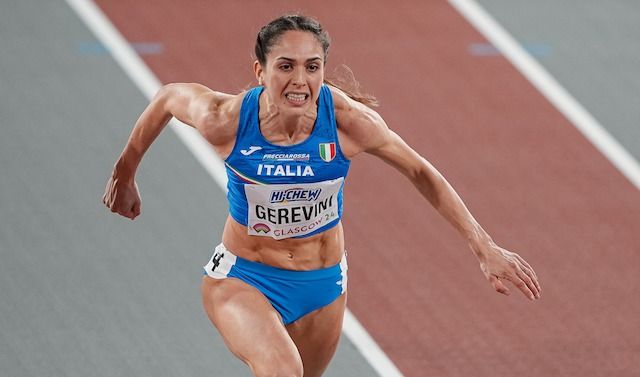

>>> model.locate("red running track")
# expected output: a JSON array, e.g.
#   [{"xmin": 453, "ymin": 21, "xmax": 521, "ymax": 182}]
[{"xmin": 96, "ymin": 1, "xmax": 640, "ymax": 375}]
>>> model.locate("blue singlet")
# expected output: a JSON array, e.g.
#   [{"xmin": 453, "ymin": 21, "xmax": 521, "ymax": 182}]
[{"xmin": 224, "ymin": 84, "xmax": 350, "ymax": 240}]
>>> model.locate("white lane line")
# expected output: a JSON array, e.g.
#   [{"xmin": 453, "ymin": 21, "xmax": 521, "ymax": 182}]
[
  {"xmin": 449, "ymin": 0, "xmax": 640, "ymax": 190},
  {"xmin": 64, "ymin": 0, "xmax": 227, "ymax": 190},
  {"xmin": 65, "ymin": 0, "xmax": 404, "ymax": 376},
  {"xmin": 342, "ymin": 311, "xmax": 404, "ymax": 377}
]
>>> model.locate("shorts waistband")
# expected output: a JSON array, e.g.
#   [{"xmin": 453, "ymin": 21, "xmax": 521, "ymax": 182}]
[{"xmin": 214, "ymin": 243, "xmax": 347, "ymax": 281}]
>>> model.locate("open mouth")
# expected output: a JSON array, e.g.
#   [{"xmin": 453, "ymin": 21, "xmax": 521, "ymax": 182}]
[{"xmin": 285, "ymin": 93, "xmax": 309, "ymax": 105}]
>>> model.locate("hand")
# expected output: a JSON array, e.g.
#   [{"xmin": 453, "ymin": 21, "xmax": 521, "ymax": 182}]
[
  {"xmin": 473, "ymin": 241, "xmax": 541, "ymax": 300},
  {"xmin": 102, "ymin": 173, "xmax": 141, "ymax": 220}
]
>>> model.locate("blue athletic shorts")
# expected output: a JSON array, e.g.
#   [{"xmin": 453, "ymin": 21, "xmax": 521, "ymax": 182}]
[{"xmin": 203, "ymin": 243, "xmax": 347, "ymax": 325}]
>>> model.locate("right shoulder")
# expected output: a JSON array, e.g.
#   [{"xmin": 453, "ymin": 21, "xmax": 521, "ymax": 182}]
[{"xmin": 162, "ymin": 83, "xmax": 250, "ymax": 149}]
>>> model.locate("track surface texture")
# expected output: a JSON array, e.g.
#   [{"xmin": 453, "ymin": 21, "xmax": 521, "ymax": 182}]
[
  {"xmin": 95, "ymin": 1, "xmax": 640, "ymax": 375},
  {"xmin": 2, "ymin": 0, "xmax": 638, "ymax": 376}
]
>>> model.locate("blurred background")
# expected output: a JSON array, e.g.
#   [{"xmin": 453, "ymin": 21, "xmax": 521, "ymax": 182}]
[{"xmin": 1, "ymin": 0, "xmax": 638, "ymax": 376}]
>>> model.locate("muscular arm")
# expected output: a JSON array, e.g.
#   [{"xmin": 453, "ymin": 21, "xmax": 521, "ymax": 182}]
[
  {"xmin": 103, "ymin": 83, "xmax": 238, "ymax": 219},
  {"xmin": 339, "ymin": 99, "xmax": 488, "ymax": 246},
  {"xmin": 332, "ymin": 87, "xmax": 541, "ymax": 300},
  {"xmin": 114, "ymin": 83, "xmax": 236, "ymax": 178}
]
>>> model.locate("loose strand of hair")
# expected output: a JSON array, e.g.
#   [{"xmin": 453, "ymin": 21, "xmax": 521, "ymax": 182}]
[{"xmin": 324, "ymin": 64, "xmax": 379, "ymax": 108}]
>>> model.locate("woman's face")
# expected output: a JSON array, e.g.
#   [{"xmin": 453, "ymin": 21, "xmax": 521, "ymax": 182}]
[{"xmin": 255, "ymin": 30, "xmax": 325, "ymax": 115}]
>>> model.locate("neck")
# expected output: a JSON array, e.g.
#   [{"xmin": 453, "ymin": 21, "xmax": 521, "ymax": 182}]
[{"xmin": 259, "ymin": 91, "xmax": 317, "ymax": 144}]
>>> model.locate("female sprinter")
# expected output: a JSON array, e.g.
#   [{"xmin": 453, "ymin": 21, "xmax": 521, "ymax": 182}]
[{"xmin": 102, "ymin": 14, "xmax": 541, "ymax": 377}]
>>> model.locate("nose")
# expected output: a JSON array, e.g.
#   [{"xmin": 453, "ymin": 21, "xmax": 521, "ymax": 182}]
[{"xmin": 292, "ymin": 67, "xmax": 306, "ymax": 86}]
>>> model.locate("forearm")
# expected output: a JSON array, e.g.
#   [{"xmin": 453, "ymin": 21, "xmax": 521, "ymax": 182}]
[
  {"xmin": 356, "ymin": 115, "xmax": 541, "ymax": 298},
  {"xmin": 366, "ymin": 130, "xmax": 494, "ymax": 252},
  {"xmin": 408, "ymin": 161, "xmax": 541, "ymax": 299},
  {"xmin": 113, "ymin": 86, "xmax": 175, "ymax": 179},
  {"xmin": 411, "ymin": 159, "xmax": 494, "ymax": 255}
]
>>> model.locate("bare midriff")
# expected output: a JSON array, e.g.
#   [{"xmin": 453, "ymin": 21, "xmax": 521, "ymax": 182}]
[{"xmin": 221, "ymin": 216, "xmax": 345, "ymax": 271}]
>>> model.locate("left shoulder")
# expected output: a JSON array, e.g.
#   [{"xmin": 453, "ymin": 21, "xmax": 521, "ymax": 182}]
[{"xmin": 327, "ymin": 85, "xmax": 390, "ymax": 156}]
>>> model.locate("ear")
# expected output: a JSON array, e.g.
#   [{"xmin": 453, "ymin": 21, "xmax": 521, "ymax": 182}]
[{"xmin": 253, "ymin": 60, "xmax": 264, "ymax": 86}]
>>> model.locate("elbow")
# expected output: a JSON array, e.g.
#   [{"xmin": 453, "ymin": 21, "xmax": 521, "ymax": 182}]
[
  {"xmin": 152, "ymin": 84, "xmax": 178, "ymax": 111},
  {"xmin": 407, "ymin": 156, "xmax": 433, "ymax": 181},
  {"xmin": 156, "ymin": 82, "xmax": 192, "ymax": 103},
  {"xmin": 156, "ymin": 83, "xmax": 175, "ymax": 98}
]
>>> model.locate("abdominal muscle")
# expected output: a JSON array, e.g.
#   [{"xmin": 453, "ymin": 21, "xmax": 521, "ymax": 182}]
[{"xmin": 221, "ymin": 215, "xmax": 345, "ymax": 271}]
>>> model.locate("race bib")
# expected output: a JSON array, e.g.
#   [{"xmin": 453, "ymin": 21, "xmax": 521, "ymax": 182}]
[{"xmin": 244, "ymin": 178, "xmax": 343, "ymax": 240}]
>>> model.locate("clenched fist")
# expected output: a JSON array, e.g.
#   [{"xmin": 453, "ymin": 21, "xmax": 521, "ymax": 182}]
[{"xmin": 102, "ymin": 174, "xmax": 141, "ymax": 220}]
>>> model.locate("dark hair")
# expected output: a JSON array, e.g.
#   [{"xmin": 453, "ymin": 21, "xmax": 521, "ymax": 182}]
[{"xmin": 255, "ymin": 14, "xmax": 378, "ymax": 107}]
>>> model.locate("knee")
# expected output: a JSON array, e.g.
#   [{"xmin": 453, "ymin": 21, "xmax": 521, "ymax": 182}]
[{"xmin": 251, "ymin": 354, "xmax": 304, "ymax": 377}]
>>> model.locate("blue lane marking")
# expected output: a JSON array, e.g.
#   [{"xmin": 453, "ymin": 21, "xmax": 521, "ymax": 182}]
[
  {"xmin": 77, "ymin": 42, "xmax": 163, "ymax": 55},
  {"xmin": 469, "ymin": 42, "xmax": 551, "ymax": 57}
]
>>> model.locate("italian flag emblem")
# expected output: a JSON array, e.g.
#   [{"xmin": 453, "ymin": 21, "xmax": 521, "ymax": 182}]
[{"xmin": 319, "ymin": 142, "xmax": 336, "ymax": 162}]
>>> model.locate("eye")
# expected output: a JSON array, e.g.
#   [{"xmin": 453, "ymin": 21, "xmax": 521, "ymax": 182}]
[
  {"xmin": 307, "ymin": 64, "xmax": 320, "ymax": 72},
  {"xmin": 279, "ymin": 63, "xmax": 292, "ymax": 71}
]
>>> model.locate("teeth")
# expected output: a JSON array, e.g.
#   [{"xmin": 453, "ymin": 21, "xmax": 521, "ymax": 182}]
[{"xmin": 286, "ymin": 93, "xmax": 307, "ymax": 102}]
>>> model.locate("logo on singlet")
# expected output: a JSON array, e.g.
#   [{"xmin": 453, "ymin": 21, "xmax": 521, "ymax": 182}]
[
  {"xmin": 257, "ymin": 164, "xmax": 314, "ymax": 176},
  {"xmin": 241, "ymin": 146, "xmax": 262, "ymax": 156},
  {"xmin": 270, "ymin": 188, "xmax": 322, "ymax": 203},
  {"xmin": 262, "ymin": 153, "xmax": 310, "ymax": 162},
  {"xmin": 319, "ymin": 143, "xmax": 336, "ymax": 162},
  {"xmin": 252, "ymin": 223, "xmax": 271, "ymax": 233}
]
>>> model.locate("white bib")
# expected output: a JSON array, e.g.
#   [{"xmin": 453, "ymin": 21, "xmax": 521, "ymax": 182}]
[{"xmin": 244, "ymin": 177, "xmax": 344, "ymax": 240}]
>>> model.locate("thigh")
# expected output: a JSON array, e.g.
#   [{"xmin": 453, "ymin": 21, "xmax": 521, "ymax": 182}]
[
  {"xmin": 200, "ymin": 276, "xmax": 303, "ymax": 376},
  {"xmin": 286, "ymin": 292, "xmax": 347, "ymax": 377}
]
